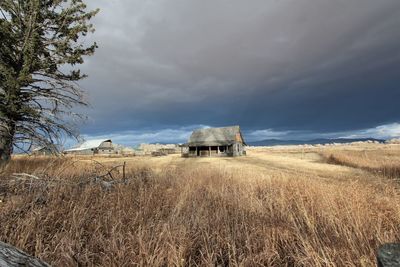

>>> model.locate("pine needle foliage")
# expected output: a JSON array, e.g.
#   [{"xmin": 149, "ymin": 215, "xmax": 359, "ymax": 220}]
[{"xmin": 0, "ymin": 0, "xmax": 98, "ymax": 166}]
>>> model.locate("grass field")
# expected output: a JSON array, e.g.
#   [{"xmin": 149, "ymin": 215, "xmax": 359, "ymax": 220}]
[{"xmin": 0, "ymin": 144, "xmax": 399, "ymax": 266}]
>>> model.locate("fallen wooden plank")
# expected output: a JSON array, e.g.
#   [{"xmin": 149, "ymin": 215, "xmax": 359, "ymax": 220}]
[
  {"xmin": 377, "ymin": 243, "xmax": 400, "ymax": 267},
  {"xmin": 0, "ymin": 241, "xmax": 50, "ymax": 267}
]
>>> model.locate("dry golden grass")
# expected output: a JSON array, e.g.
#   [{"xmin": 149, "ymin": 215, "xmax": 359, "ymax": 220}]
[
  {"xmin": 0, "ymin": 147, "xmax": 400, "ymax": 266},
  {"xmin": 320, "ymin": 146, "xmax": 400, "ymax": 179}
]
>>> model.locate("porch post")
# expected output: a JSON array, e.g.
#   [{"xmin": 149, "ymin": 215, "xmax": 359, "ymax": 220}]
[
  {"xmin": 209, "ymin": 146, "xmax": 211, "ymax": 157},
  {"xmin": 217, "ymin": 146, "xmax": 219, "ymax": 155},
  {"xmin": 195, "ymin": 146, "xmax": 198, "ymax": 157}
]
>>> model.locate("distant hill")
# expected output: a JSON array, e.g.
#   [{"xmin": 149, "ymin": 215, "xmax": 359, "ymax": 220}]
[{"xmin": 248, "ymin": 138, "xmax": 385, "ymax": 146}]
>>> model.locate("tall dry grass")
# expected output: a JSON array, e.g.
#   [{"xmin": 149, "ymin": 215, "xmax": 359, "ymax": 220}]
[
  {"xmin": 0, "ymin": 157, "xmax": 399, "ymax": 266},
  {"xmin": 321, "ymin": 149, "xmax": 400, "ymax": 179}
]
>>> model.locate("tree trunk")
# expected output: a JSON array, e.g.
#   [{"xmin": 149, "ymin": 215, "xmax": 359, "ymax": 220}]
[{"xmin": 0, "ymin": 121, "xmax": 15, "ymax": 169}]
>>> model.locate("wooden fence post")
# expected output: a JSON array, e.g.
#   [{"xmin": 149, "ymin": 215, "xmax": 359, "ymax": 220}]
[{"xmin": 123, "ymin": 161, "xmax": 126, "ymax": 181}]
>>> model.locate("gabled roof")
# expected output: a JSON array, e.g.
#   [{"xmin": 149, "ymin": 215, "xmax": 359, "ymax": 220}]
[
  {"xmin": 188, "ymin": 126, "xmax": 246, "ymax": 146},
  {"xmin": 65, "ymin": 139, "xmax": 111, "ymax": 152},
  {"xmin": 32, "ymin": 146, "xmax": 45, "ymax": 152}
]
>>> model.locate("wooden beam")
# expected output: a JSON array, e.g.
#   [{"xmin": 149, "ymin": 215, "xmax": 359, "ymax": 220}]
[
  {"xmin": 377, "ymin": 243, "xmax": 400, "ymax": 267},
  {"xmin": 0, "ymin": 241, "xmax": 50, "ymax": 267}
]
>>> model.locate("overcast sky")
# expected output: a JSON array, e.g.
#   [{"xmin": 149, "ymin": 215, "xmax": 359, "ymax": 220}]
[{"xmin": 75, "ymin": 0, "xmax": 400, "ymax": 145}]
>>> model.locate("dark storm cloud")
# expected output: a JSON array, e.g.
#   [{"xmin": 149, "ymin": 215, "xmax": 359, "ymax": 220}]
[{"xmin": 76, "ymin": 0, "xmax": 400, "ymax": 142}]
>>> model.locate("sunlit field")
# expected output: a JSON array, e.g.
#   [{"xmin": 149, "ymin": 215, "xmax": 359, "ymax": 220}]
[{"xmin": 1, "ymin": 144, "xmax": 399, "ymax": 266}]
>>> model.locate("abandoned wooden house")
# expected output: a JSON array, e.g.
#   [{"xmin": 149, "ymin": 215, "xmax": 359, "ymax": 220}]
[
  {"xmin": 64, "ymin": 139, "xmax": 115, "ymax": 155},
  {"xmin": 183, "ymin": 126, "xmax": 246, "ymax": 157}
]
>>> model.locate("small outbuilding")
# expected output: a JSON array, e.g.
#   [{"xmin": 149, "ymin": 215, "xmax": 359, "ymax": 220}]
[
  {"xmin": 183, "ymin": 126, "xmax": 246, "ymax": 157},
  {"xmin": 64, "ymin": 139, "xmax": 115, "ymax": 155},
  {"xmin": 31, "ymin": 146, "xmax": 54, "ymax": 156}
]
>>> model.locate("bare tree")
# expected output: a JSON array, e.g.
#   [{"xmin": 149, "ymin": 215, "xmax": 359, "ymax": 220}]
[{"xmin": 0, "ymin": 0, "xmax": 98, "ymax": 167}]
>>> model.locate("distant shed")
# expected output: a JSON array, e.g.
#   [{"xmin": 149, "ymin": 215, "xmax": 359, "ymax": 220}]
[
  {"xmin": 64, "ymin": 139, "xmax": 115, "ymax": 155},
  {"xmin": 183, "ymin": 126, "xmax": 246, "ymax": 157},
  {"xmin": 31, "ymin": 146, "xmax": 53, "ymax": 156}
]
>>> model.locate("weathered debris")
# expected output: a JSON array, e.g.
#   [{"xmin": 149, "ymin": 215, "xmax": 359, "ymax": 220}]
[
  {"xmin": 5, "ymin": 161, "xmax": 128, "ymax": 192},
  {"xmin": 377, "ymin": 243, "xmax": 400, "ymax": 267},
  {"xmin": 0, "ymin": 241, "xmax": 50, "ymax": 267}
]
